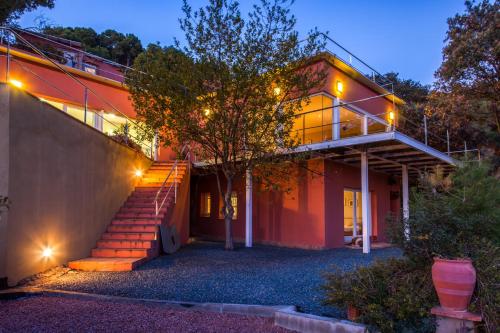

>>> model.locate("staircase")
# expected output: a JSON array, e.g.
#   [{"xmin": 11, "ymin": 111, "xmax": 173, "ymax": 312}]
[{"xmin": 68, "ymin": 161, "xmax": 188, "ymax": 271}]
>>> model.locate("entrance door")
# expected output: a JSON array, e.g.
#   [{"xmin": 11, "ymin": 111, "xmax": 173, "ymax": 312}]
[{"xmin": 343, "ymin": 189, "xmax": 362, "ymax": 243}]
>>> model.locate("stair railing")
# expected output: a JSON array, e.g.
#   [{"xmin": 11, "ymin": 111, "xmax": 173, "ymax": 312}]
[{"xmin": 153, "ymin": 145, "xmax": 190, "ymax": 217}]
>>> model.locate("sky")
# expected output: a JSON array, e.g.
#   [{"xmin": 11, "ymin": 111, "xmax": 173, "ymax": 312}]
[{"xmin": 18, "ymin": 0, "xmax": 467, "ymax": 85}]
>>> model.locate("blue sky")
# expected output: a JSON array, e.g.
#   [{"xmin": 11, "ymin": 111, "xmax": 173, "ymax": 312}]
[{"xmin": 18, "ymin": 0, "xmax": 466, "ymax": 85}]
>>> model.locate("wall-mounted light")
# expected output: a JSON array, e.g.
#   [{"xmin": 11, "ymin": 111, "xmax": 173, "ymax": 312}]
[
  {"xmin": 42, "ymin": 247, "xmax": 53, "ymax": 258},
  {"xmin": 204, "ymin": 108, "xmax": 210, "ymax": 116},
  {"xmin": 9, "ymin": 79, "xmax": 23, "ymax": 88},
  {"xmin": 389, "ymin": 111, "xmax": 395, "ymax": 121},
  {"xmin": 273, "ymin": 87, "xmax": 281, "ymax": 96},
  {"xmin": 336, "ymin": 80, "xmax": 343, "ymax": 94},
  {"xmin": 135, "ymin": 169, "xmax": 143, "ymax": 177}
]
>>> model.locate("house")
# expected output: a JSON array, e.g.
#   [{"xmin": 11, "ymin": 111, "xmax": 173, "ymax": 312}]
[{"xmin": 0, "ymin": 27, "xmax": 456, "ymax": 285}]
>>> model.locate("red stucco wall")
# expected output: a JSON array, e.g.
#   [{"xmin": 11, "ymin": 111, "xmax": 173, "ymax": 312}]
[{"xmin": 190, "ymin": 159, "xmax": 400, "ymax": 249}]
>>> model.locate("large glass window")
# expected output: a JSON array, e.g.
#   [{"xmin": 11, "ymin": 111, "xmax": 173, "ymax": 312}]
[
  {"xmin": 292, "ymin": 94, "xmax": 333, "ymax": 144},
  {"xmin": 339, "ymin": 106, "xmax": 362, "ymax": 138},
  {"xmin": 200, "ymin": 192, "xmax": 212, "ymax": 217},
  {"xmin": 218, "ymin": 192, "xmax": 238, "ymax": 220}
]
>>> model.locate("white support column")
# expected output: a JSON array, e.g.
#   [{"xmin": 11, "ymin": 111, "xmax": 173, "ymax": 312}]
[
  {"xmin": 245, "ymin": 168, "xmax": 253, "ymax": 247},
  {"xmin": 402, "ymin": 164, "xmax": 410, "ymax": 239},
  {"xmin": 362, "ymin": 115, "xmax": 368, "ymax": 135},
  {"xmin": 333, "ymin": 98, "xmax": 340, "ymax": 140},
  {"xmin": 361, "ymin": 150, "xmax": 371, "ymax": 253}
]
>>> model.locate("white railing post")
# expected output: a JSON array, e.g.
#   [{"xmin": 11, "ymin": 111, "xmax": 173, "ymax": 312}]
[{"xmin": 362, "ymin": 115, "xmax": 368, "ymax": 135}]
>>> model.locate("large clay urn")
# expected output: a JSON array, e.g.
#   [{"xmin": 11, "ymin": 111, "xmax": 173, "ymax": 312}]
[{"xmin": 432, "ymin": 258, "xmax": 476, "ymax": 311}]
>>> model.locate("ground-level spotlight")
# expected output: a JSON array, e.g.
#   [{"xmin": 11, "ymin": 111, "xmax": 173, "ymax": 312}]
[{"xmin": 42, "ymin": 247, "xmax": 53, "ymax": 258}]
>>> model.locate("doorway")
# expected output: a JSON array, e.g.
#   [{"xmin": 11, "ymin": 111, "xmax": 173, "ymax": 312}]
[{"xmin": 343, "ymin": 189, "xmax": 362, "ymax": 244}]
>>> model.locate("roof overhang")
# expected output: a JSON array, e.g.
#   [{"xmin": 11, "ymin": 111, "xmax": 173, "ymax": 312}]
[{"xmin": 292, "ymin": 131, "xmax": 458, "ymax": 178}]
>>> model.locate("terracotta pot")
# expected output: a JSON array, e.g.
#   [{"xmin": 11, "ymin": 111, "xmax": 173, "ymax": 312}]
[
  {"xmin": 432, "ymin": 257, "xmax": 476, "ymax": 311},
  {"xmin": 347, "ymin": 304, "xmax": 360, "ymax": 321}
]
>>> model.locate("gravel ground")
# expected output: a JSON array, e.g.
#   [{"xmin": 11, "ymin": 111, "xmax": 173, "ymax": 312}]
[
  {"xmin": 25, "ymin": 241, "xmax": 401, "ymax": 318},
  {"xmin": 0, "ymin": 295, "xmax": 292, "ymax": 333}
]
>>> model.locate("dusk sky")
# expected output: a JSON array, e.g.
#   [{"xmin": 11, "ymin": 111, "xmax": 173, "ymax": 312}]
[{"xmin": 18, "ymin": 0, "xmax": 466, "ymax": 85}]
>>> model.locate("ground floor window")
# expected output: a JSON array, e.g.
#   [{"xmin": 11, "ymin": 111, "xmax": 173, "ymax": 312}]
[
  {"xmin": 218, "ymin": 192, "xmax": 238, "ymax": 220},
  {"xmin": 200, "ymin": 192, "xmax": 211, "ymax": 217}
]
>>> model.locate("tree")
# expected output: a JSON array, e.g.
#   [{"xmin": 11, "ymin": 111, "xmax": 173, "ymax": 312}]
[
  {"xmin": 382, "ymin": 72, "xmax": 432, "ymax": 144},
  {"xmin": 0, "ymin": 0, "xmax": 54, "ymax": 25},
  {"xmin": 431, "ymin": 0, "xmax": 499, "ymax": 163},
  {"xmin": 42, "ymin": 26, "xmax": 144, "ymax": 66},
  {"xmin": 127, "ymin": 0, "xmax": 326, "ymax": 249}
]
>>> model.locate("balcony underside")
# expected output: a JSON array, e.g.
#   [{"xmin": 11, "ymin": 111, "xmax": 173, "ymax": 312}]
[{"xmin": 293, "ymin": 131, "xmax": 457, "ymax": 177}]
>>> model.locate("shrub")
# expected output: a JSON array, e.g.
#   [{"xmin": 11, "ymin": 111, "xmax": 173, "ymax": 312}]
[
  {"xmin": 323, "ymin": 258, "xmax": 436, "ymax": 333},
  {"xmin": 323, "ymin": 162, "xmax": 500, "ymax": 332}
]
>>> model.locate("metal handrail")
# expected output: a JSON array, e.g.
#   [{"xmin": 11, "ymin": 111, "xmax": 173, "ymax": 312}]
[{"xmin": 153, "ymin": 145, "xmax": 190, "ymax": 216}]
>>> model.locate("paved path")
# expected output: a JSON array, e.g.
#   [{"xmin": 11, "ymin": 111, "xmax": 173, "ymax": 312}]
[{"xmin": 26, "ymin": 241, "xmax": 401, "ymax": 317}]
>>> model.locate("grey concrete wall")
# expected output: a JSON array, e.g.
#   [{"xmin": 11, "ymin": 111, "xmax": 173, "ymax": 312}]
[{"xmin": 0, "ymin": 84, "xmax": 152, "ymax": 286}]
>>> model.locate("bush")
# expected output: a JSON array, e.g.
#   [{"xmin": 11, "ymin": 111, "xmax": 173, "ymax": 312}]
[
  {"xmin": 323, "ymin": 162, "xmax": 500, "ymax": 332},
  {"xmin": 323, "ymin": 258, "xmax": 436, "ymax": 333}
]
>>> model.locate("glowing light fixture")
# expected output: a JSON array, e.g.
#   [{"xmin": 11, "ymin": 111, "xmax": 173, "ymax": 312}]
[
  {"xmin": 9, "ymin": 79, "xmax": 23, "ymax": 88},
  {"xmin": 389, "ymin": 111, "xmax": 395, "ymax": 121},
  {"xmin": 42, "ymin": 247, "xmax": 53, "ymax": 258},
  {"xmin": 135, "ymin": 169, "xmax": 143, "ymax": 177},
  {"xmin": 204, "ymin": 108, "xmax": 210, "ymax": 116},
  {"xmin": 273, "ymin": 87, "xmax": 281, "ymax": 96},
  {"xmin": 336, "ymin": 80, "xmax": 343, "ymax": 93}
]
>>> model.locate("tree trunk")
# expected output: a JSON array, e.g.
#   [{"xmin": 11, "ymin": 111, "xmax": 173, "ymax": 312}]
[{"xmin": 224, "ymin": 177, "xmax": 234, "ymax": 250}]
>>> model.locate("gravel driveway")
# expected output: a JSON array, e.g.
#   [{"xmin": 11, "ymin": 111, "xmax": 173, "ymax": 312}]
[{"xmin": 26, "ymin": 241, "xmax": 401, "ymax": 317}]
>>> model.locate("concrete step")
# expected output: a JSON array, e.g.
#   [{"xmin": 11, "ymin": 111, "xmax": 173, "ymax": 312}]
[
  {"xmin": 91, "ymin": 247, "xmax": 153, "ymax": 258},
  {"xmin": 118, "ymin": 207, "xmax": 166, "ymax": 214},
  {"xmin": 68, "ymin": 257, "xmax": 148, "ymax": 272},
  {"xmin": 101, "ymin": 232, "xmax": 157, "ymax": 240},
  {"xmin": 115, "ymin": 212, "xmax": 164, "ymax": 219},
  {"xmin": 111, "ymin": 219, "xmax": 162, "ymax": 225},
  {"xmin": 97, "ymin": 239, "xmax": 156, "ymax": 249},
  {"xmin": 107, "ymin": 224, "xmax": 158, "ymax": 233}
]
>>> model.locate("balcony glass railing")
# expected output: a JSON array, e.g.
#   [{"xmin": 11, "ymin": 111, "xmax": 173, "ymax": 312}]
[{"xmin": 291, "ymin": 94, "xmax": 391, "ymax": 145}]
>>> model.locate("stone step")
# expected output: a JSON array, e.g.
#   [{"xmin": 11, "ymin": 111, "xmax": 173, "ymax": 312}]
[
  {"xmin": 97, "ymin": 239, "xmax": 156, "ymax": 249},
  {"xmin": 101, "ymin": 232, "xmax": 157, "ymax": 240},
  {"xmin": 68, "ymin": 257, "xmax": 148, "ymax": 272},
  {"xmin": 91, "ymin": 247, "xmax": 153, "ymax": 258},
  {"xmin": 107, "ymin": 224, "xmax": 158, "ymax": 233}
]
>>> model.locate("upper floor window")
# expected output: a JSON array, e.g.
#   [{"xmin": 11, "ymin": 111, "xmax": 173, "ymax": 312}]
[
  {"xmin": 218, "ymin": 192, "xmax": 238, "ymax": 220},
  {"xmin": 292, "ymin": 94, "xmax": 333, "ymax": 144},
  {"xmin": 200, "ymin": 192, "xmax": 211, "ymax": 217},
  {"xmin": 83, "ymin": 63, "xmax": 97, "ymax": 75}
]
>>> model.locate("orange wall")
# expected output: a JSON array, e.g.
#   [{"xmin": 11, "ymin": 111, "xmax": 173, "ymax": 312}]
[
  {"xmin": 311, "ymin": 59, "xmax": 397, "ymax": 120},
  {"xmin": 0, "ymin": 56, "xmax": 136, "ymax": 118}
]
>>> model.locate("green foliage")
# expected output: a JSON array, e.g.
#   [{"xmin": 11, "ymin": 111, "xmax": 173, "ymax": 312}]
[
  {"xmin": 391, "ymin": 162, "xmax": 500, "ymax": 263},
  {"xmin": 429, "ymin": 0, "xmax": 499, "ymax": 163},
  {"xmin": 127, "ymin": 0, "xmax": 326, "ymax": 249},
  {"xmin": 0, "ymin": 0, "xmax": 54, "ymax": 25},
  {"xmin": 324, "ymin": 163, "xmax": 500, "ymax": 332},
  {"xmin": 42, "ymin": 26, "xmax": 144, "ymax": 66},
  {"xmin": 323, "ymin": 258, "xmax": 437, "ymax": 333}
]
